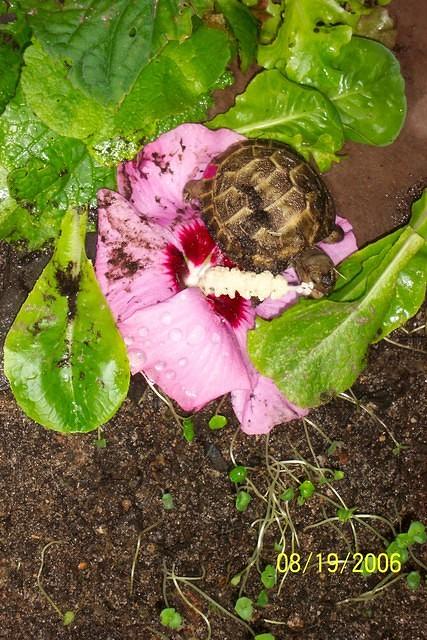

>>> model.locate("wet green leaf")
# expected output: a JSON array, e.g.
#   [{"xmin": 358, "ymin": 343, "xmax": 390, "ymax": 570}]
[
  {"xmin": 209, "ymin": 70, "xmax": 344, "ymax": 171},
  {"xmin": 115, "ymin": 26, "xmax": 231, "ymax": 142},
  {"xmin": 4, "ymin": 209, "xmax": 130, "ymax": 432},
  {"xmin": 258, "ymin": 0, "xmax": 406, "ymax": 146},
  {"xmin": 248, "ymin": 191, "xmax": 427, "ymax": 408},
  {"xmin": 216, "ymin": 0, "xmax": 258, "ymax": 71},
  {"xmin": 0, "ymin": 88, "xmax": 114, "ymax": 248}
]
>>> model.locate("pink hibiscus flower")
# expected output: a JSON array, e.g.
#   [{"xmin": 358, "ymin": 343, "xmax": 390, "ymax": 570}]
[{"xmin": 95, "ymin": 124, "xmax": 357, "ymax": 435}]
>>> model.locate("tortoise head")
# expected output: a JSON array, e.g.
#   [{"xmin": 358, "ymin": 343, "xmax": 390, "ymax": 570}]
[{"xmin": 293, "ymin": 247, "xmax": 336, "ymax": 298}]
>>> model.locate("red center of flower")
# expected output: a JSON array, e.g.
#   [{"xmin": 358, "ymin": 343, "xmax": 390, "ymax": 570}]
[{"xmin": 163, "ymin": 219, "xmax": 248, "ymax": 328}]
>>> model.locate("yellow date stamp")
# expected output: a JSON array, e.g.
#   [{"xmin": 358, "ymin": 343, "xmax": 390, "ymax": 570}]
[{"xmin": 276, "ymin": 552, "xmax": 402, "ymax": 574}]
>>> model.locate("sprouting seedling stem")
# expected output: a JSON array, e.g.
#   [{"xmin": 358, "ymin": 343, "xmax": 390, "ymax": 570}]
[
  {"xmin": 337, "ymin": 572, "xmax": 405, "ymax": 605},
  {"xmin": 383, "ymin": 336, "xmax": 427, "ymax": 355},
  {"xmin": 36, "ymin": 541, "xmax": 75, "ymax": 625},
  {"xmin": 163, "ymin": 563, "xmax": 256, "ymax": 638},
  {"xmin": 129, "ymin": 519, "xmax": 162, "ymax": 596},
  {"xmin": 339, "ymin": 390, "xmax": 401, "ymax": 449},
  {"xmin": 140, "ymin": 372, "xmax": 193, "ymax": 433}
]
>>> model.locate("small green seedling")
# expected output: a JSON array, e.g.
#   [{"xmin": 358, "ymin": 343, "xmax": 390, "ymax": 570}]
[
  {"xmin": 297, "ymin": 479, "xmax": 315, "ymax": 505},
  {"xmin": 234, "ymin": 596, "xmax": 253, "ymax": 621},
  {"xmin": 327, "ymin": 440, "xmax": 344, "ymax": 456},
  {"xmin": 230, "ymin": 573, "xmax": 241, "ymax": 586},
  {"xmin": 182, "ymin": 417, "xmax": 195, "ymax": 442},
  {"xmin": 160, "ymin": 607, "xmax": 183, "ymax": 629},
  {"xmin": 337, "ymin": 507, "xmax": 356, "ymax": 523},
  {"xmin": 229, "ymin": 465, "xmax": 248, "ymax": 484},
  {"xmin": 333, "ymin": 470, "xmax": 345, "ymax": 480},
  {"xmin": 280, "ymin": 487, "xmax": 294, "ymax": 502},
  {"xmin": 261, "ymin": 564, "xmax": 276, "ymax": 589},
  {"xmin": 62, "ymin": 611, "xmax": 75, "ymax": 626},
  {"xmin": 94, "ymin": 426, "xmax": 107, "ymax": 448},
  {"xmin": 407, "ymin": 521, "xmax": 427, "ymax": 544},
  {"xmin": 256, "ymin": 589, "xmax": 269, "ymax": 607},
  {"xmin": 209, "ymin": 414, "xmax": 228, "ymax": 430},
  {"xmin": 236, "ymin": 490, "xmax": 252, "ymax": 512},
  {"xmin": 255, "ymin": 634, "xmax": 276, "ymax": 640},
  {"xmin": 161, "ymin": 493, "xmax": 174, "ymax": 510},
  {"xmin": 406, "ymin": 571, "xmax": 421, "ymax": 591}
]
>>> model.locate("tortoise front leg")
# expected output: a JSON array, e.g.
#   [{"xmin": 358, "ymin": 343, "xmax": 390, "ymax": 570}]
[{"xmin": 293, "ymin": 246, "xmax": 336, "ymax": 298}]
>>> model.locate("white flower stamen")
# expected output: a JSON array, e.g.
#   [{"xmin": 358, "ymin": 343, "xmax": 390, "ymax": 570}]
[{"xmin": 194, "ymin": 265, "xmax": 314, "ymax": 300}]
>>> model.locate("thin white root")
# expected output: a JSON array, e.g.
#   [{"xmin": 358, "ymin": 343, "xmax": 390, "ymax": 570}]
[{"xmin": 196, "ymin": 266, "xmax": 314, "ymax": 300}]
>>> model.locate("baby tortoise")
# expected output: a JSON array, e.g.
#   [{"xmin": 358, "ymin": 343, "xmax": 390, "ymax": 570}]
[{"xmin": 185, "ymin": 139, "xmax": 343, "ymax": 298}]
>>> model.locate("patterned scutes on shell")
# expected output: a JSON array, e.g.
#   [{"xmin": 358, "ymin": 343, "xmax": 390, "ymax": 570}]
[{"xmin": 198, "ymin": 139, "xmax": 336, "ymax": 273}]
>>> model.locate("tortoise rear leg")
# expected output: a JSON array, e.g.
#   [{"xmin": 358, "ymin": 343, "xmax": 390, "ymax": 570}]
[
  {"xmin": 293, "ymin": 246, "xmax": 336, "ymax": 298},
  {"xmin": 321, "ymin": 224, "xmax": 344, "ymax": 244}
]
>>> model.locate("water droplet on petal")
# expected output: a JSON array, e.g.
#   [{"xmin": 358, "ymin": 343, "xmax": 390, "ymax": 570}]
[
  {"xmin": 165, "ymin": 370, "xmax": 176, "ymax": 380},
  {"xmin": 130, "ymin": 351, "xmax": 146, "ymax": 368},
  {"xmin": 185, "ymin": 389, "xmax": 197, "ymax": 399},
  {"xmin": 169, "ymin": 328, "xmax": 182, "ymax": 342},
  {"xmin": 161, "ymin": 312, "xmax": 172, "ymax": 325},
  {"xmin": 211, "ymin": 332, "xmax": 221, "ymax": 344},
  {"xmin": 154, "ymin": 361, "xmax": 166, "ymax": 372},
  {"xmin": 124, "ymin": 336, "xmax": 133, "ymax": 346},
  {"xmin": 178, "ymin": 357, "xmax": 187, "ymax": 367},
  {"xmin": 138, "ymin": 327, "xmax": 149, "ymax": 337},
  {"xmin": 187, "ymin": 324, "xmax": 205, "ymax": 345}
]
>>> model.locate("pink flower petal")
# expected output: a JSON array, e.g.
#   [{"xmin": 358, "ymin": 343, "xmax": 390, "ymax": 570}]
[
  {"xmin": 120, "ymin": 288, "xmax": 252, "ymax": 411},
  {"xmin": 317, "ymin": 214, "xmax": 358, "ymax": 264},
  {"xmin": 95, "ymin": 189, "xmax": 178, "ymax": 323},
  {"xmin": 118, "ymin": 124, "xmax": 244, "ymax": 225},
  {"xmin": 232, "ymin": 376, "xmax": 308, "ymax": 435},
  {"xmin": 256, "ymin": 216, "xmax": 358, "ymax": 320}
]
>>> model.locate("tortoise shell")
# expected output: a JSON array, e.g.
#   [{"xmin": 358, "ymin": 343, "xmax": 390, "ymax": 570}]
[{"xmin": 187, "ymin": 139, "xmax": 337, "ymax": 274}]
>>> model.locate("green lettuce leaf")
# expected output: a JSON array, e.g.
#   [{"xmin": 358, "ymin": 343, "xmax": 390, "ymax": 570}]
[
  {"xmin": 208, "ymin": 69, "xmax": 344, "ymax": 172},
  {"xmin": 258, "ymin": 0, "xmax": 362, "ymax": 79},
  {"xmin": 215, "ymin": 0, "xmax": 258, "ymax": 70},
  {"xmin": 0, "ymin": 35, "xmax": 22, "ymax": 113},
  {"xmin": 21, "ymin": 40, "xmax": 115, "ymax": 142},
  {"xmin": 248, "ymin": 191, "xmax": 427, "ymax": 408},
  {"xmin": 115, "ymin": 25, "xmax": 231, "ymax": 142},
  {"xmin": 4, "ymin": 209, "xmax": 130, "ymax": 433},
  {"xmin": 21, "ymin": 0, "xmax": 210, "ymax": 105},
  {"xmin": 0, "ymin": 88, "xmax": 115, "ymax": 248},
  {"xmin": 258, "ymin": 0, "xmax": 406, "ymax": 146},
  {"xmin": 312, "ymin": 37, "xmax": 406, "ymax": 145}
]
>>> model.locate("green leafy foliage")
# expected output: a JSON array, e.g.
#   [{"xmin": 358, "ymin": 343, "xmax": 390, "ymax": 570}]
[
  {"xmin": 406, "ymin": 571, "xmax": 421, "ymax": 591},
  {"xmin": 21, "ymin": 0, "xmax": 209, "ymax": 105},
  {"xmin": 0, "ymin": 89, "xmax": 114, "ymax": 248},
  {"xmin": 209, "ymin": 70, "xmax": 344, "ymax": 171},
  {"xmin": 234, "ymin": 596, "xmax": 253, "ymax": 621},
  {"xmin": 298, "ymin": 479, "xmax": 315, "ymax": 505},
  {"xmin": 248, "ymin": 191, "xmax": 427, "ymax": 408},
  {"xmin": 162, "ymin": 492, "xmax": 175, "ymax": 510},
  {"xmin": 258, "ymin": 0, "xmax": 406, "ymax": 146},
  {"xmin": 208, "ymin": 414, "xmax": 228, "ymax": 430},
  {"xmin": 312, "ymin": 37, "xmax": 406, "ymax": 145},
  {"xmin": 4, "ymin": 209, "xmax": 130, "ymax": 432},
  {"xmin": 62, "ymin": 611, "xmax": 75, "ymax": 626},
  {"xmin": 255, "ymin": 635, "xmax": 276, "ymax": 640},
  {"xmin": 215, "ymin": 0, "xmax": 258, "ymax": 71},
  {"xmin": 256, "ymin": 589, "xmax": 269, "ymax": 607},
  {"xmin": 115, "ymin": 25, "xmax": 231, "ymax": 143},
  {"xmin": 182, "ymin": 417, "xmax": 195, "ymax": 442},
  {"xmin": 160, "ymin": 607, "xmax": 183, "ymax": 630},
  {"xmin": 0, "ymin": 34, "xmax": 22, "ymax": 113},
  {"xmin": 236, "ymin": 490, "xmax": 252, "ymax": 512},
  {"xmin": 261, "ymin": 564, "xmax": 276, "ymax": 589},
  {"xmin": 229, "ymin": 465, "xmax": 248, "ymax": 484}
]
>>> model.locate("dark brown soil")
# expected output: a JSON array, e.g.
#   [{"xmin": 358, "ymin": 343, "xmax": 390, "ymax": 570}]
[{"xmin": 1, "ymin": 1, "xmax": 426, "ymax": 639}]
